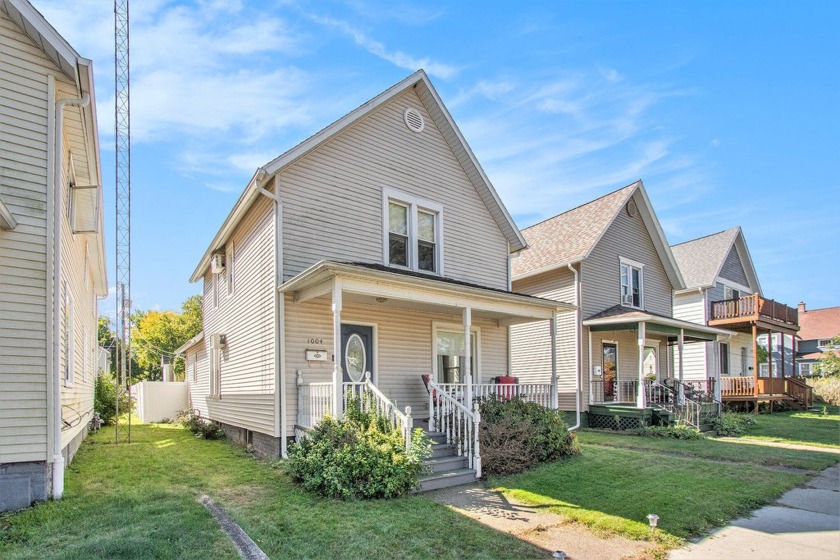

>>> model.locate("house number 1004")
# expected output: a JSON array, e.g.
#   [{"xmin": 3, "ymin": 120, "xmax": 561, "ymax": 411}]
[{"xmin": 307, "ymin": 338, "xmax": 324, "ymax": 345}]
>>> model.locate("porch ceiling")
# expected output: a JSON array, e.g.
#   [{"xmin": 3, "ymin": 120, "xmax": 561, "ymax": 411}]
[{"xmin": 280, "ymin": 260, "xmax": 575, "ymax": 324}]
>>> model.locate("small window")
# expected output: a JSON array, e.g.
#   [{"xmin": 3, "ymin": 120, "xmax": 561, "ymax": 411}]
[
  {"xmin": 388, "ymin": 202, "xmax": 409, "ymax": 267},
  {"xmin": 723, "ymin": 285, "xmax": 740, "ymax": 301},
  {"xmin": 226, "ymin": 243, "xmax": 235, "ymax": 296},
  {"xmin": 799, "ymin": 362, "xmax": 812, "ymax": 376},
  {"xmin": 619, "ymin": 259, "xmax": 643, "ymax": 308},
  {"xmin": 417, "ymin": 210, "xmax": 436, "ymax": 272},
  {"xmin": 818, "ymin": 339, "xmax": 834, "ymax": 349},
  {"xmin": 719, "ymin": 342, "xmax": 729, "ymax": 375}
]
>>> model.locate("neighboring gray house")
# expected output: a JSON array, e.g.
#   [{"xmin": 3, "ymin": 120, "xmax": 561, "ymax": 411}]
[
  {"xmin": 510, "ymin": 181, "xmax": 729, "ymax": 429},
  {"xmin": 671, "ymin": 228, "xmax": 805, "ymax": 408},
  {"xmin": 177, "ymin": 70, "xmax": 574, "ymax": 489},
  {"xmin": 0, "ymin": 0, "xmax": 107, "ymax": 512},
  {"xmin": 795, "ymin": 303, "xmax": 840, "ymax": 376}
]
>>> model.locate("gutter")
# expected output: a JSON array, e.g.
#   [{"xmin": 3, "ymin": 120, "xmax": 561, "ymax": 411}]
[
  {"xmin": 255, "ymin": 170, "xmax": 287, "ymax": 458},
  {"xmin": 51, "ymin": 92, "xmax": 91, "ymax": 501},
  {"xmin": 567, "ymin": 264, "xmax": 581, "ymax": 431}
]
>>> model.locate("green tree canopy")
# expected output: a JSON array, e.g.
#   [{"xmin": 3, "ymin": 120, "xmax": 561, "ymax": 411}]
[
  {"xmin": 817, "ymin": 334, "xmax": 840, "ymax": 377},
  {"xmin": 131, "ymin": 295, "xmax": 202, "ymax": 381}
]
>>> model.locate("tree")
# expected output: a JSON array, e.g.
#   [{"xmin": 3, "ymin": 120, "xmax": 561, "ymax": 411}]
[
  {"xmin": 817, "ymin": 334, "xmax": 840, "ymax": 377},
  {"xmin": 131, "ymin": 296, "xmax": 202, "ymax": 381}
]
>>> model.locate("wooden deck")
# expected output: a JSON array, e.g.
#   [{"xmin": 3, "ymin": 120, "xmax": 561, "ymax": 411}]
[
  {"xmin": 720, "ymin": 376, "xmax": 813, "ymax": 408},
  {"xmin": 708, "ymin": 293, "xmax": 799, "ymax": 334}
]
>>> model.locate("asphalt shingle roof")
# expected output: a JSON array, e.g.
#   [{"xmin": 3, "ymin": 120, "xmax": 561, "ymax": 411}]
[
  {"xmin": 670, "ymin": 228, "xmax": 740, "ymax": 289},
  {"xmin": 512, "ymin": 182, "xmax": 639, "ymax": 278},
  {"xmin": 798, "ymin": 306, "xmax": 840, "ymax": 341}
]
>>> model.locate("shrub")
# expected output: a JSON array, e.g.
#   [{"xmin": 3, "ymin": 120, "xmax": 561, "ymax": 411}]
[
  {"xmin": 709, "ymin": 412, "xmax": 756, "ymax": 436},
  {"xmin": 478, "ymin": 397, "xmax": 578, "ymax": 476},
  {"xmin": 94, "ymin": 372, "xmax": 131, "ymax": 425},
  {"xmin": 287, "ymin": 401, "xmax": 430, "ymax": 499},
  {"xmin": 809, "ymin": 375, "xmax": 840, "ymax": 405},
  {"xmin": 177, "ymin": 409, "xmax": 226, "ymax": 440},
  {"xmin": 634, "ymin": 424, "xmax": 705, "ymax": 439}
]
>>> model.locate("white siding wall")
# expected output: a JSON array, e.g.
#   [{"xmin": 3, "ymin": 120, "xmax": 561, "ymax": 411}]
[
  {"xmin": 278, "ymin": 89, "xmax": 510, "ymax": 290},
  {"xmin": 673, "ymin": 290, "xmax": 710, "ymax": 382},
  {"xmin": 200, "ymin": 196, "xmax": 276, "ymax": 435},
  {"xmin": 286, "ymin": 295, "xmax": 508, "ymax": 436},
  {"xmin": 581, "ymin": 191, "xmax": 674, "ymax": 318},
  {"xmin": 185, "ymin": 342, "xmax": 209, "ymax": 418},
  {"xmin": 510, "ymin": 267, "xmax": 578, "ymax": 410}
]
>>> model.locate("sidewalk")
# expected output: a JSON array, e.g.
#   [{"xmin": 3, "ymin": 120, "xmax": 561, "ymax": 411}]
[{"xmin": 670, "ymin": 463, "xmax": 840, "ymax": 560}]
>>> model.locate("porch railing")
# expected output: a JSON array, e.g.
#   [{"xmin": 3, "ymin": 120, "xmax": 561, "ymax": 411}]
[
  {"xmin": 709, "ymin": 293, "xmax": 798, "ymax": 326},
  {"xmin": 720, "ymin": 376, "xmax": 755, "ymax": 397},
  {"xmin": 296, "ymin": 382, "xmax": 333, "ymax": 437},
  {"xmin": 344, "ymin": 373, "xmax": 413, "ymax": 453},
  {"xmin": 589, "ymin": 379, "xmax": 638, "ymax": 404},
  {"xmin": 428, "ymin": 379, "xmax": 481, "ymax": 478},
  {"xmin": 435, "ymin": 382, "xmax": 553, "ymax": 408},
  {"xmin": 785, "ymin": 377, "xmax": 813, "ymax": 408}
]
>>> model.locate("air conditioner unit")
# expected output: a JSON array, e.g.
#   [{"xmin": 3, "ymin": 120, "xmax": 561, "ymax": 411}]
[
  {"xmin": 210, "ymin": 253, "xmax": 225, "ymax": 274},
  {"xmin": 210, "ymin": 333, "xmax": 227, "ymax": 349},
  {"xmin": 621, "ymin": 294, "xmax": 634, "ymax": 305}
]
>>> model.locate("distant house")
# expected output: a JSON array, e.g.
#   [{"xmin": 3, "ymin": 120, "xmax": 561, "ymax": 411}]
[
  {"xmin": 178, "ymin": 70, "xmax": 573, "ymax": 489},
  {"xmin": 510, "ymin": 181, "xmax": 729, "ymax": 429},
  {"xmin": 671, "ymin": 228, "xmax": 808, "ymax": 408},
  {"xmin": 795, "ymin": 303, "xmax": 840, "ymax": 376},
  {"xmin": 0, "ymin": 0, "xmax": 107, "ymax": 512}
]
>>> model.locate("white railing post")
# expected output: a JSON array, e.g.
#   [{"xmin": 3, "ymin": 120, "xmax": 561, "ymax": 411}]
[
  {"xmin": 428, "ymin": 383, "xmax": 435, "ymax": 432},
  {"xmin": 473, "ymin": 401, "xmax": 481, "ymax": 479},
  {"xmin": 404, "ymin": 406, "xmax": 412, "ymax": 453}
]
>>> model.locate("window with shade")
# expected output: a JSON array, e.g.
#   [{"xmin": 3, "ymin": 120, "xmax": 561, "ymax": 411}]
[
  {"xmin": 434, "ymin": 327, "xmax": 478, "ymax": 384},
  {"xmin": 385, "ymin": 189, "xmax": 442, "ymax": 274},
  {"xmin": 619, "ymin": 257, "xmax": 644, "ymax": 308}
]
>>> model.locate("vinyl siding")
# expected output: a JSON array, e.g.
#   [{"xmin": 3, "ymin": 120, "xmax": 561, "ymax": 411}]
[
  {"xmin": 510, "ymin": 267, "xmax": 578, "ymax": 410},
  {"xmin": 286, "ymin": 295, "xmax": 508, "ymax": 437},
  {"xmin": 580, "ymin": 191, "xmax": 674, "ymax": 318},
  {"xmin": 278, "ymin": 89, "xmax": 509, "ymax": 290},
  {"xmin": 719, "ymin": 246, "xmax": 749, "ymax": 287},
  {"xmin": 673, "ymin": 290, "xmax": 710, "ymax": 381},
  {"xmin": 200, "ymin": 196, "xmax": 276, "ymax": 436},
  {"xmin": 185, "ymin": 343, "xmax": 209, "ymax": 419}
]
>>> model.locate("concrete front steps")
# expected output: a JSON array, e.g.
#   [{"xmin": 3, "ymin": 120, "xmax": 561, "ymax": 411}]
[{"xmin": 417, "ymin": 428, "xmax": 477, "ymax": 492}]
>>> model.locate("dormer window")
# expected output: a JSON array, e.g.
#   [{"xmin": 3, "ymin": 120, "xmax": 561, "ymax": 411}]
[
  {"xmin": 383, "ymin": 188, "xmax": 442, "ymax": 274},
  {"xmin": 619, "ymin": 257, "xmax": 643, "ymax": 308}
]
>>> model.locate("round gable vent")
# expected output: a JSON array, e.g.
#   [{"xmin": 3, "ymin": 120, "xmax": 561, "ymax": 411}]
[
  {"xmin": 626, "ymin": 200, "xmax": 638, "ymax": 217},
  {"xmin": 403, "ymin": 107, "xmax": 425, "ymax": 133}
]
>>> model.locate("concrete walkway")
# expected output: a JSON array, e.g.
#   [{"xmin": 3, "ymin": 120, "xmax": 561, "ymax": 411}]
[
  {"xmin": 427, "ymin": 483, "xmax": 658, "ymax": 560},
  {"xmin": 670, "ymin": 463, "xmax": 840, "ymax": 560}
]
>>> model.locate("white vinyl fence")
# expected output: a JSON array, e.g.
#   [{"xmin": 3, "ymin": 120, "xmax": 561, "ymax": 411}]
[{"xmin": 132, "ymin": 381, "xmax": 189, "ymax": 423}]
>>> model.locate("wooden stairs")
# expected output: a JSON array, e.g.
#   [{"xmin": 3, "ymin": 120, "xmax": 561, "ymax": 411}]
[{"xmin": 417, "ymin": 425, "xmax": 477, "ymax": 492}]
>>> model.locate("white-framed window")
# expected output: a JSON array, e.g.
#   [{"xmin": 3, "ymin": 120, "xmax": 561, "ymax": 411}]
[
  {"xmin": 799, "ymin": 362, "xmax": 813, "ymax": 376},
  {"xmin": 383, "ymin": 188, "xmax": 443, "ymax": 274},
  {"xmin": 818, "ymin": 338, "xmax": 834, "ymax": 349},
  {"xmin": 741, "ymin": 347, "xmax": 747, "ymax": 375},
  {"xmin": 619, "ymin": 257, "xmax": 644, "ymax": 308},
  {"xmin": 210, "ymin": 348, "xmax": 221, "ymax": 396},
  {"xmin": 759, "ymin": 362, "xmax": 778, "ymax": 376},
  {"xmin": 63, "ymin": 283, "xmax": 75, "ymax": 386},
  {"xmin": 432, "ymin": 323, "xmax": 479, "ymax": 384},
  {"xmin": 723, "ymin": 285, "xmax": 740, "ymax": 301},
  {"xmin": 719, "ymin": 342, "xmax": 729, "ymax": 375},
  {"xmin": 226, "ymin": 243, "xmax": 235, "ymax": 297}
]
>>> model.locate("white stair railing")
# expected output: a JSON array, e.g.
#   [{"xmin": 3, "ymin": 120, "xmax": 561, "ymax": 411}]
[
  {"xmin": 344, "ymin": 372, "xmax": 413, "ymax": 453},
  {"xmin": 435, "ymin": 382, "xmax": 553, "ymax": 408},
  {"xmin": 428, "ymin": 379, "xmax": 481, "ymax": 478}
]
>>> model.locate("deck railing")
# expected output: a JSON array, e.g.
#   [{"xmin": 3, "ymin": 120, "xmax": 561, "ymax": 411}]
[
  {"xmin": 590, "ymin": 379, "xmax": 638, "ymax": 404},
  {"xmin": 709, "ymin": 293, "xmax": 798, "ymax": 326},
  {"xmin": 428, "ymin": 379, "xmax": 481, "ymax": 478},
  {"xmin": 720, "ymin": 376, "xmax": 755, "ymax": 397},
  {"xmin": 786, "ymin": 377, "xmax": 813, "ymax": 408}
]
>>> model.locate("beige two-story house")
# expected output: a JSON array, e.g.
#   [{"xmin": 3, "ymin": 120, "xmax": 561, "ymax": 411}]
[
  {"xmin": 0, "ymin": 0, "xmax": 107, "ymax": 512},
  {"xmin": 177, "ymin": 70, "xmax": 574, "ymax": 489}
]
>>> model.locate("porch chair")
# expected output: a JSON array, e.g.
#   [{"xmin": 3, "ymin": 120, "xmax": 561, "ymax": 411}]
[
  {"xmin": 421, "ymin": 374, "xmax": 438, "ymax": 405},
  {"xmin": 492, "ymin": 375, "xmax": 519, "ymax": 400}
]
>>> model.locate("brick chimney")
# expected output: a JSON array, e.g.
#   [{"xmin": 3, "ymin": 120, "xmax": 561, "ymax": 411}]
[{"xmin": 798, "ymin": 301, "xmax": 806, "ymax": 315}]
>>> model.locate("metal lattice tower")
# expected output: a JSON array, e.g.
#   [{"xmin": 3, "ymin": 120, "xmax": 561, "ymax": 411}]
[{"xmin": 114, "ymin": 0, "xmax": 132, "ymax": 444}]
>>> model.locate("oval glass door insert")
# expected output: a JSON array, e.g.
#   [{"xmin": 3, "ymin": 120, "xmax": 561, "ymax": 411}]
[{"xmin": 345, "ymin": 333, "xmax": 366, "ymax": 382}]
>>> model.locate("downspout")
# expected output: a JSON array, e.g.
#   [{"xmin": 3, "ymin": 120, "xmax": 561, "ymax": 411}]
[
  {"xmin": 51, "ymin": 93, "xmax": 91, "ymax": 500},
  {"xmin": 567, "ymin": 264, "xmax": 581, "ymax": 431},
  {"xmin": 255, "ymin": 170, "xmax": 287, "ymax": 457}
]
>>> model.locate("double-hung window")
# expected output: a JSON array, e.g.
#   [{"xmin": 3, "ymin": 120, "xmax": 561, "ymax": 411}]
[
  {"xmin": 619, "ymin": 257, "xmax": 643, "ymax": 308},
  {"xmin": 384, "ymin": 189, "xmax": 442, "ymax": 274}
]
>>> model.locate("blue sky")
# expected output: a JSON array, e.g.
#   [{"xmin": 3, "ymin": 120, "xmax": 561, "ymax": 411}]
[{"xmin": 34, "ymin": 0, "xmax": 839, "ymax": 314}]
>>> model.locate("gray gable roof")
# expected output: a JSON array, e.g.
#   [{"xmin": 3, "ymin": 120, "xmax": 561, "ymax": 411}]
[{"xmin": 671, "ymin": 227, "xmax": 761, "ymax": 293}]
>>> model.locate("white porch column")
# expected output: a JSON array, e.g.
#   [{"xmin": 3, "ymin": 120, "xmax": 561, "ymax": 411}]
[
  {"xmin": 588, "ymin": 328, "xmax": 593, "ymax": 405},
  {"xmin": 463, "ymin": 307, "xmax": 473, "ymax": 406},
  {"xmin": 550, "ymin": 311, "xmax": 558, "ymax": 409},
  {"xmin": 713, "ymin": 337, "xmax": 722, "ymax": 401},
  {"xmin": 332, "ymin": 278, "xmax": 343, "ymax": 419},
  {"xmin": 678, "ymin": 328, "xmax": 685, "ymax": 404},
  {"xmin": 637, "ymin": 322, "xmax": 646, "ymax": 408}
]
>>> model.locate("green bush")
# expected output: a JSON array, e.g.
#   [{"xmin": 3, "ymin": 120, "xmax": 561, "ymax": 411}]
[
  {"xmin": 710, "ymin": 413, "xmax": 755, "ymax": 436},
  {"xmin": 634, "ymin": 424, "xmax": 705, "ymax": 439},
  {"xmin": 478, "ymin": 397, "xmax": 578, "ymax": 476},
  {"xmin": 809, "ymin": 375, "xmax": 840, "ymax": 405},
  {"xmin": 94, "ymin": 372, "xmax": 131, "ymax": 425},
  {"xmin": 177, "ymin": 409, "xmax": 226, "ymax": 440},
  {"xmin": 287, "ymin": 401, "xmax": 430, "ymax": 499}
]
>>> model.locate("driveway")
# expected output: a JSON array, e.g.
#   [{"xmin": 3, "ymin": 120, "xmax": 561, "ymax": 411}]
[{"xmin": 670, "ymin": 463, "xmax": 840, "ymax": 560}]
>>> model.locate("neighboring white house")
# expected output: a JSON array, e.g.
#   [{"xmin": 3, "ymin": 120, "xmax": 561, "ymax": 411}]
[
  {"xmin": 0, "ymin": 0, "xmax": 107, "ymax": 512},
  {"xmin": 671, "ymin": 227, "xmax": 803, "ymax": 407},
  {"xmin": 510, "ymin": 181, "xmax": 730, "ymax": 429},
  {"xmin": 178, "ymin": 70, "xmax": 574, "ymax": 487}
]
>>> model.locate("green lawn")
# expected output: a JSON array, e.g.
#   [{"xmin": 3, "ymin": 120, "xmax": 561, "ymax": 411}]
[
  {"xmin": 577, "ymin": 430, "xmax": 839, "ymax": 471},
  {"xmin": 739, "ymin": 405, "xmax": 840, "ymax": 449},
  {"xmin": 0, "ymin": 423, "xmax": 544, "ymax": 560},
  {"xmin": 489, "ymin": 445, "xmax": 804, "ymax": 545}
]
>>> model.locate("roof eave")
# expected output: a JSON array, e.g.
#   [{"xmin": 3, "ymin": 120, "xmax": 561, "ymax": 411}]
[{"xmin": 174, "ymin": 332, "xmax": 205, "ymax": 355}]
